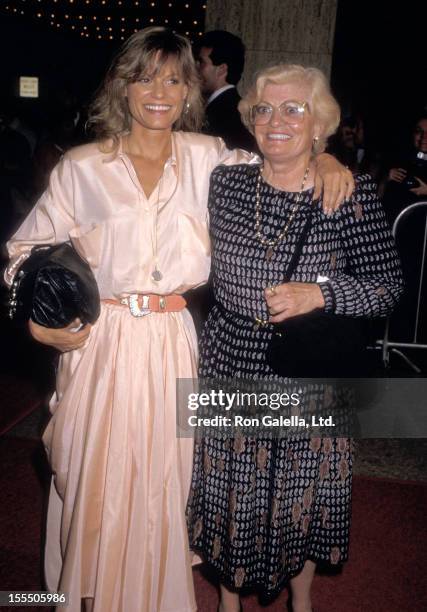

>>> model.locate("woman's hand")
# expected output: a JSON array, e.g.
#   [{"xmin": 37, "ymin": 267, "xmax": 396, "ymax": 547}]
[
  {"xmin": 264, "ymin": 282, "xmax": 325, "ymax": 323},
  {"xmin": 314, "ymin": 153, "xmax": 355, "ymax": 213},
  {"xmin": 410, "ymin": 177, "xmax": 427, "ymax": 196},
  {"xmin": 28, "ymin": 318, "xmax": 91, "ymax": 352},
  {"xmin": 388, "ymin": 167, "xmax": 407, "ymax": 182}
]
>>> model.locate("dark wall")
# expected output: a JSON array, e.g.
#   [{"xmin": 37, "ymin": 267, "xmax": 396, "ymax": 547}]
[
  {"xmin": 332, "ymin": 0, "xmax": 426, "ymax": 155},
  {"xmin": 0, "ymin": 14, "xmax": 116, "ymax": 134}
]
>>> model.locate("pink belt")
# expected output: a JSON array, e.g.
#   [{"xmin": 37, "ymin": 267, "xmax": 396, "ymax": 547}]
[{"xmin": 103, "ymin": 294, "xmax": 186, "ymax": 317}]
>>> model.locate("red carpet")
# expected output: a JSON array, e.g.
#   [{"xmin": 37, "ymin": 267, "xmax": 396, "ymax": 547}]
[
  {"xmin": 0, "ymin": 438, "xmax": 426, "ymax": 612},
  {"xmin": 0, "ymin": 316, "xmax": 55, "ymax": 436},
  {"xmin": 0, "ymin": 374, "xmax": 42, "ymax": 436}
]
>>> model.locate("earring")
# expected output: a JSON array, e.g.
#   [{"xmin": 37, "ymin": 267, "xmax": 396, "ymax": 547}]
[{"xmin": 184, "ymin": 101, "xmax": 190, "ymax": 115}]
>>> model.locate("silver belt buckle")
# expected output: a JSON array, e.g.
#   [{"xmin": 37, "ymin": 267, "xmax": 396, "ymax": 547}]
[{"xmin": 123, "ymin": 294, "xmax": 151, "ymax": 317}]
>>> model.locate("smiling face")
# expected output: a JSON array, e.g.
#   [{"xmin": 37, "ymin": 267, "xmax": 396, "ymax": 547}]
[
  {"xmin": 125, "ymin": 54, "xmax": 188, "ymax": 134},
  {"xmin": 254, "ymin": 81, "xmax": 320, "ymax": 165}
]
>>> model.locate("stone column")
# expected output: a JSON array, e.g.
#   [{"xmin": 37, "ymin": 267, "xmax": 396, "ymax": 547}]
[{"xmin": 204, "ymin": 0, "xmax": 338, "ymax": 92}]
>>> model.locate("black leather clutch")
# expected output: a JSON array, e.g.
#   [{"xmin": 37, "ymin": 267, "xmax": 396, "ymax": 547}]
[
  {"xmin": 8, "ymin": 243, "xmax": 100, "ymax": 328},
  {"xmin": 266, "ymin": 310, "xmax": 368, "ymax": 378}
]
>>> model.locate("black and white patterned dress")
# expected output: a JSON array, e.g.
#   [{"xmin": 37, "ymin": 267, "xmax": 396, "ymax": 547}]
[{"xmin": 186, "ymin": 164, "xmax": 403, "ymax": 595}]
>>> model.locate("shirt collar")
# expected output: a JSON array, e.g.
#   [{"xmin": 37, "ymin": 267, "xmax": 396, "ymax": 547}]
[
  {"xmin": 103, "ymin": 132, "xmax": 178, "ymax": 167},
  {"xmin": 206, "ymin": 84, "xmax": 236, "ymax": 106}
]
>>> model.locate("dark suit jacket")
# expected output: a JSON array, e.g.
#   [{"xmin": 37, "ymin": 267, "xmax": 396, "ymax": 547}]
[{"xmin": 203, "ymin": 87, "xmax": 257, "ymax": 153}]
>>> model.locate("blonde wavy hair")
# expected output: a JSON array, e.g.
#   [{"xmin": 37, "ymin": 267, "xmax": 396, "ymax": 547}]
[
  {"xmin": 238, "ymin": 64, "xmax": 340, "ymax": 154},
  {"xmin": 87, "ymin": 27, "xmax": 203, "ymax": 148}
]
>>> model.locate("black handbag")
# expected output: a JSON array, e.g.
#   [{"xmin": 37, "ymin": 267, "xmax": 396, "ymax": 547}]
[
  {"xmin": 267, "ymin": 310, "xmax": 368, "ymax": 378},
  {"xmin": 8, "ymin": 243, "xmax": 100, "ymax": 328},
  {"xmin": 266, "ymin": 209, "xmax": 368, "ymax": 378}
]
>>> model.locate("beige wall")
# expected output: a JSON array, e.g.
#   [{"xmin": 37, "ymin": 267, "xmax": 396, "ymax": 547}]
[{"xmin": 204, "ymin": 0, "xmax": 338, "ymax": 93}]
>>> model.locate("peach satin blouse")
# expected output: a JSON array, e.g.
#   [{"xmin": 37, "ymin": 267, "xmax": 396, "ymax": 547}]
[{"xmin": 6, "ymin": 131, "xmax": 259, "ymax": 296}]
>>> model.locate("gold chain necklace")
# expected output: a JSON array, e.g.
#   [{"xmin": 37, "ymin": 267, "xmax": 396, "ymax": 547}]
[{"xmin": 255, "ymin": 165, "xmax": 310, "ymax": 261}]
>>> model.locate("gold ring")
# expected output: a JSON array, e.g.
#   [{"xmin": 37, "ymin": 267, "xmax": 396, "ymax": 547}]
[{"xmin": 268, "ymin": 285, "xmax": 277, "ymax": 296}]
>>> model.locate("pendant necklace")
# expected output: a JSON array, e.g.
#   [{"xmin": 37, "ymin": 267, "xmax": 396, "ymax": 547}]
[
  {"xmin": 124, "ymin": 134, "xmax": 164, "ymax": 282},
  {"xmin": 151, "ymin": 169, "xmax": 165, "ymax": 283},
  {"xmin": 255, "ymin": 165, "xmax": 310, "ymax": 261}
]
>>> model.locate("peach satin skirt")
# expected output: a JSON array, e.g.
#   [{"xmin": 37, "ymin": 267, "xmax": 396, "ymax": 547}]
[{"xmin": 43, "ymin": 302, "xmax": 198, "ymax": 612}]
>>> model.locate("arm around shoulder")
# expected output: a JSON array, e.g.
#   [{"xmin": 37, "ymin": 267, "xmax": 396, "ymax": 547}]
[{"xmin": 214, "ymin": 135, "xmax": 260, "ymax": 167}]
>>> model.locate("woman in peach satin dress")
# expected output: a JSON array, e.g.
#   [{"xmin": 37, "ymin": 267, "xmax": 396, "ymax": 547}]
[{"xmin": 5, "ymin": 28, "xmax": 353, "ymax": 612}]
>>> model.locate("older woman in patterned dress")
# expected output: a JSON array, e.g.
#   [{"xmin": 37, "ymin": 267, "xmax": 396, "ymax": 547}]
[{"xmin": 186, "ymin": 65, "xmax": 403, "ymax": 612}]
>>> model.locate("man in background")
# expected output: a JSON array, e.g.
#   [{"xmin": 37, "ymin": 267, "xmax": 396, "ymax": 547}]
[
  {"xmin": 195, "ymin": 30, "xmax": 257, "ymax": 152},
  {"xmin": 187, "ymin": 32, "xmax": 256, "ymax": 331}
]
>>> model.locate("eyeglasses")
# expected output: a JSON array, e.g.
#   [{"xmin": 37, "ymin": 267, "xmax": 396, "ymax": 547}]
[{"xmin": 250, "ymin": 100, "xmax": 309, "ymax": 126}]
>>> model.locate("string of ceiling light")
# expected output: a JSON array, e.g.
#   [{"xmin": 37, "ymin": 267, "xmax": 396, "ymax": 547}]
[{"xmin": 2, "ymin": 1, "xmax": 207, "ymax": 42}]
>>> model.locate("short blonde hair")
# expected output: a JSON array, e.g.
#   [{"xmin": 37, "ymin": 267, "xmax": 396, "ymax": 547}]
[
  {"xmin": 87, "ymin": 27, "xmax": 203, "ymax": 148},
  {"xmin": 238, "ymin": 64, "xmax": 340, "ymax": 154}
]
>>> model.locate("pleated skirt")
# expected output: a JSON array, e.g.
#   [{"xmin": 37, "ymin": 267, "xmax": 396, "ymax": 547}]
[{"xmin": 43, "ymin": 302, "xmax": 198, "ymax": 612}]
